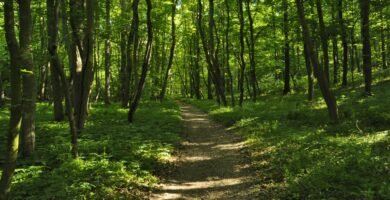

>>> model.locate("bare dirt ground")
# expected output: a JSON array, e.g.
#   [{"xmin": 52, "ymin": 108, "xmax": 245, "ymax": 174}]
[{"xmin": 150, "ymin": 103, "xmax": 258, "ymax": 200}]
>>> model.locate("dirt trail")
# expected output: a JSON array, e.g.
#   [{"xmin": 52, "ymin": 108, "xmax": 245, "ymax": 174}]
[{"xmin": 151, "ymin": 103, "xmax": 257, "ymax": 200}]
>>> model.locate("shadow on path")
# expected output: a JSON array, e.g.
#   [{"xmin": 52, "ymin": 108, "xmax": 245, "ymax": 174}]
[{"xmin": 151, "ymin": 103, "xmax": 258, "ymax": 200}]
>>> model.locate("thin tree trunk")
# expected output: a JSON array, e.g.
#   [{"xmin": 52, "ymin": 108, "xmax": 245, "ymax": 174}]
[
  {"xmin": 316, "ymin": 0, "xmax": 330, "ymax": 82},
  {"xmin": 304, "ymin": 43, "xmax": 314, "ymax": 101},
  {"xmin": 69, "ymin": 0, "xmax": 95, "ymax": 131},
  {"xmin": 339, "ymin": 0, "xmax": 348, "ymax": 86},
  {"xmin": 120, "ymin": 0, "xmax": 129, "ymax": 107},
  {"xmin": 48, "ymin": 0, "xmax": 64, "ymax": 122},
  {"xmin": 225, "ymin": 0, "xmax": 235, "ymax": 106},
  {"xmin": 49, "ymin": 0, "xmax": 78, "ymax": 158},
  {"xmin": 238, "ymin": 0, "xmax": 246, "ymax": 106},
  {"xmin": 0, "ymin": 0, "xmax": 23, "ymax": 197},
  {"xmin": 128, "ymin": 0, "xmax": 153, "ymax": 123},
  {"xmin": 0, "ymin": 72, "xmax": 4, "ymax": 107},
  {"xmin": 296, "ymin": 0, "xmax": 338, "ymax": 122},
  {"xmin": 379, "ymin": 0, "xmax": 387, "ymax": 70},
  {"xmin": 104, "ymin": 0, "xmax": 112, "ymax": 104},
  {"xmin": 283, "ymin": 0, "xmax": 291, "ymax": 95},
  {"xmin": 360, "ymin": 0, "xmax": 372, "ymax": 95},
  {"xmin": 246, "ymin": 0, "xmax": 258, "ymax": 100},
  {"xmin": 160, "ymin": 0, "xmax": 177, "ymax": 102},
  {"xmin": 208, "ymin": 0, "xmax": 227, "ymax": 106}
]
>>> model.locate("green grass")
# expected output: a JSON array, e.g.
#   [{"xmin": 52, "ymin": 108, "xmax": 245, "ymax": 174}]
[
  {"xmin": 184, "ymin": 81, "xmax": 390, "ymax": 199},
  {"xmin": 0, "ymin": 100, "xmax": 182, "ymax": 200}
]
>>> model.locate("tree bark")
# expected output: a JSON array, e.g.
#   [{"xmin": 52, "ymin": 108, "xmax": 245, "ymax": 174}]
[
  {"xmin": 104, "ymin": 0, "xmax": 112, "ymax": 104},
  {"xmin": 246, "ymin": 0, "xmax": 258, "ymax": 100},
  {"xmin": 49, "ymin": 0, "xmax": 78, "ymax": 158},
  {"xmin": 379, "ymin": 0, "xmax": 387, "ymax": 70},
  {"xmin": 69, "ymin": 0, "xmax": 95, "ymax": 131},
  {"xmin": 225, "ymin": 0, "xmax": 235, "ymax": 106},
  {"xmin": 304, "ymin": 42, "xmax": 314, "ymax": 101},
  {"xmin": 120, "ymin": 0, "xmax": 129, "ymax": 107},
  {"xmin": 282, "ymin": 0, "xmax": 291, "ymax": 95},
  {"xmin": 48, "ymin": 0, "xmax": 65, "ymax": 122},
  {"xmin": 208, "ymin": 0, "xmax": 227, "ymax": 106},
  {"xmin": 316, "ymin": 0, "xmax": 330, "ymax": 82},
  {"xmin": 360, "ymin": 0, "xmax": 372, "ymax": 95},
  {"xmin": 160, "ymin": 0, "xmax": 177, "ymax": 102},
  {"xmin": 0, "ymin": 0, "xmax": 23, "ymax": 197},
  {"xmin": 0, "ymin": 72, "xmax": 4, "ymax": 107},
  {"xmin": 128, "ymin": 0, "xmax": 153, "ymax": 123},
  {"xmin": 238, "ymin": 0, "xmax": 246, "ymax": 107},
  {"xmin": 19, "ymin": 0, "xmax": 36, "ymax": 158},
  {"xmin": 296, "ymin": 0, "xmax": 338, "ymax": 122},
  {"xmin": 339, "ymin": 0, "xmax": 348, "ymax": 86}
]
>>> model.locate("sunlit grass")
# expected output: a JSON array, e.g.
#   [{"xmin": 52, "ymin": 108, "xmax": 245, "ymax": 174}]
[
  {"xmin": 0, "ymin": 100, "xmax": 182, "ymax": 199},
  {"xmin": 184, "ymin": 80, "xmax": 390, "ymax": 199}
]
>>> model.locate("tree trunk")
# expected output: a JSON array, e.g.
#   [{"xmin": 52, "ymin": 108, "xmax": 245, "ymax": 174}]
[
  {"xmin": 339, "ymin": 0, "xmax": 348, "ymax": 86},
  {"xmin": 246, "ymin": 0, "xmax": 258, "ymax": 100},
  {"xmin": 194, "ymin": 33, "xmax": 202, "ymax": 100},
  {"xmin": 49, "ymin": 0, "xmax": 78, "ymax": 158},
  {"xmin": 331, "ymin": 3, "xmax": 339, "ymax": 84},
  {"xmin": 238, "ymin": 0, "xmax": 246, "ymax": 107},
  {"xmin": 19, "ymin": 0, "xmax": 36, "ymax": 158},
  {"xmin": 128, "ymin": 0, "xmax": 153, "ymax": 123},
  {"xmin": 69, "ymin": 0, "xmax": 95, "ymax": 131},
  {"xmin": 283, "ymin": 0, "xmax": 291, "ymax": 95},
  {"xmin": 48, "ymin": 0, "xmax": 64, "ymax": 122},
  {"xmin": 120, "ymin": 0, "xmax": 129, "ymax": 107},
  {"xmin": 316, "ymin": 0, "xmax": 330, "ymax": 82},
  {"xmin": 304, "ymin": 42, "xmax": 314, "ymax": 101},
  {"xmin": 104, "ymin": 0, "xmax": 112, "ymax": 104},
  {"xmin": 296, "ymin": 0, "xmax": 338, "ymax": 122},
  {"xmin": 160, "ymin": 0, "xmax": 177, "ymax": 102},
  {"xmin": 379, "ymin": 0, "xmax": 387, "ymax": 70},
  {"xmin": 208, "ymin": 0, "xmax": 227, "ymax": 106},
  {"xmin": 0, "ymin": 0, "xmax": 23, "ymax": 197},
  {"xmin": 360, "ymin": 0, "xmax": 372, "ymax": 95},
  {"xmin": 225, "ymin": 0, "xmax": 235, "ymax": 106},
  {"xmin": 0, "ymin": 72, "xmax": 4, "ymax": 107}
]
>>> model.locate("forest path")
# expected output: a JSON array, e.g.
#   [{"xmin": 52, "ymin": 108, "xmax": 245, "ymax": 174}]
[{"xmin": 150, "ymin": 102, "xmax": 257, "ymax": 200}]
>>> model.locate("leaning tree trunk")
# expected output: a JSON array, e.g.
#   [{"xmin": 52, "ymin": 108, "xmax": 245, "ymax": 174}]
[
  {"xmin": 296, "ymin": 0, "xmax": 338, "ymax": 123},
  {"xmin": 128, "ymin": 0, "xmax": 153, "ymax": 123},
  {"xmin": 19, "ymin": 0, "xmax": 36, "ymax": 158},
  {"xmin": 160, "ymin": 0, "xmax": 177, "ymax": 102},
  {"xmin": 316, "ymin": 0, "xmax": 330, "ymax": 82},
  {"xmin": 208, "ymin": 0, "xmax": 227, "ymax": 106},
  {"xmin": 360, "ymin": 0, "xmax": 372, "ymax": 95},
  {"xmin": 0, "ymin": 0, "xmax": 23, "ymax": 198},
  {"xmin": 49, "ymin": 0, "xmax": 78, "ymax": 158}
]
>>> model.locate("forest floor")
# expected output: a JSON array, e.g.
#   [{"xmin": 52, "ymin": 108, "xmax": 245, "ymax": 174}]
[{"xmin": 151, "ymin": 102, "xmax": 258, "ymax": 200}]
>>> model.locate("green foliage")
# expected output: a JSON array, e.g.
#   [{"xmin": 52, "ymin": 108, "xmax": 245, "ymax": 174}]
[
  {"xmin": 0, "ymin": 100, "xmax": 182, "ymax": 199},
  {"xmin": 185, "ymin": 81, "xmax": 390, "ymax": 199}
]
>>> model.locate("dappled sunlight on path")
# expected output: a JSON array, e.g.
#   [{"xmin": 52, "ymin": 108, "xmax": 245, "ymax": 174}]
[{"xmin": 151, "ymin": 103, "xmax": 258, "ymax": 200}]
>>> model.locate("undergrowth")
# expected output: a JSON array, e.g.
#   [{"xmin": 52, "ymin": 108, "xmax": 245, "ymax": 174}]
[
  {"xmin": 0, "ymin": 100, "xmax": 182, "ymax": 200},
  {"xmin": 184, "ymin": 81, "xmax": 389, "ymax": 199}
]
